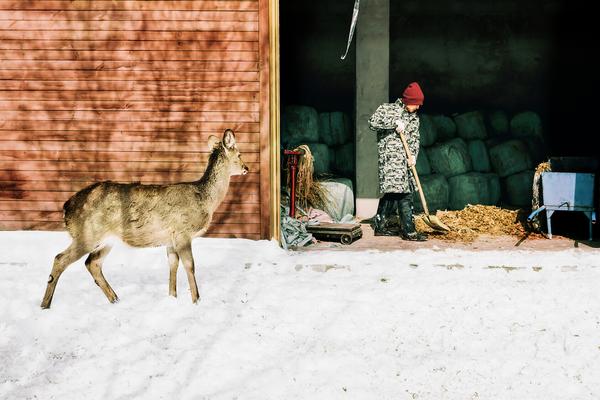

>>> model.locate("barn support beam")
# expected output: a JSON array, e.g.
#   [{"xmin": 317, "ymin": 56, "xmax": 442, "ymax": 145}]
[{"xmin": 355, "ymin": 0, "xmax": 389, "ymax": 218}]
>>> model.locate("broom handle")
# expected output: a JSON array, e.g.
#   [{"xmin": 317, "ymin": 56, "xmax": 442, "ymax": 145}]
[{"xmin": 398, "ymin": 130, "xmax": 431, "ymax": 217}]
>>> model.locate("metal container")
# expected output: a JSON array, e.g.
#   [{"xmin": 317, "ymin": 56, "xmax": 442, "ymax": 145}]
[{"xmin": 540, "ymin": 172, "xmax": 596, "ymax": 239}]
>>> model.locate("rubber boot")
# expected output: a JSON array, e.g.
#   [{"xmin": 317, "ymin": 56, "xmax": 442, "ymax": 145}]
[
  {"xmin": 373, "ymin": 196, "xmax": 399, "ymax": 236},
  {"xmin": 398, "ymin": 194, "xmax": 427, "ymax": 241}
]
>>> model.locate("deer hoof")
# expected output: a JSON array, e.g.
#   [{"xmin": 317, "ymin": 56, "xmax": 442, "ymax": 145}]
[{"xmin": 40, "ymin": 297, "xmax": 52, "ymax": 309}]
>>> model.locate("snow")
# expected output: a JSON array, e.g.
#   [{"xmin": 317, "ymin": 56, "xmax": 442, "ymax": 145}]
[{"xmin": 1, "ymin": 231, "xmax": 600, "ymax": 400}]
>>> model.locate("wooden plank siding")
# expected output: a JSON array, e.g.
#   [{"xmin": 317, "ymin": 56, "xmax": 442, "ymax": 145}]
[{"xmin": 0, "ymin": 0, "xmax": 271, "ymax": 239}]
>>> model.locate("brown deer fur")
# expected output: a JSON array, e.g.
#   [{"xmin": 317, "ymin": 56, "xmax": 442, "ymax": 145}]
[{"xmin": 41, "ymin": 129, "xmax": 248, "ymax": 309}]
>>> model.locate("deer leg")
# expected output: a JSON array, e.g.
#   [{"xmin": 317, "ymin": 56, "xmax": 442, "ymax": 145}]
[
  {"xmin": 85, "ymin": 245, "xmax": 118, "ymax": 304},
  {"xmin": 176, "ymin": 242, "xmax": 199, "ymax": 304},
  {"xmin": 167, "ymin": 246, "xmax": 179, "ymax": 298},
  {"xmin": 41, "ymin": 241, "xmax": 88, "ymax": 309}
]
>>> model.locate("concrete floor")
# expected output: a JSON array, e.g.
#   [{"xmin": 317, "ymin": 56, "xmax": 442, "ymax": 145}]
[{"xmin": 298, "ymin": 223, "xmax": 600, "ymax": 252}]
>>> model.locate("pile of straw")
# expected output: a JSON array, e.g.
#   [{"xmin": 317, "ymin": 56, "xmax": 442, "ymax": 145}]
[
  {"xmin": 286, "ymin": 145, "xmax": 332, "ymax": 214},
  {"xmin": 416, "ymin": 205, "xmax": 543, "ymax": 242}
]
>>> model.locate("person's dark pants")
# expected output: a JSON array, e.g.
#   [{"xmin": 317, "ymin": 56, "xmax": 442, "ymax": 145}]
[
  {"xmin": 373, "ymin": 192, "xmax": 425, "ymax": 240},
  {"xmin": 372, "ymin": 193, "xmax": 400, "ymax": 236}
]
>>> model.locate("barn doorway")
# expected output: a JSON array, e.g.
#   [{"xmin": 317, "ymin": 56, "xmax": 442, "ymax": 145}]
[
  {"xmin": 277, "ymin": 0, "xmax": 600, "ymax": 244},
  {"xmin": 278, "ymin": 0, "xmax": 357, "ymax": 240}
]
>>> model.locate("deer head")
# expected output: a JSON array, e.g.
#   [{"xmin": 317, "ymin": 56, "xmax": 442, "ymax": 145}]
[{"xmin": 208, "ymin": 129, "xmax": 249, "ymax": 176}]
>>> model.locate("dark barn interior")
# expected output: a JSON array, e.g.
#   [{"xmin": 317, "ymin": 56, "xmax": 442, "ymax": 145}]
[
  {"xmin": 280, "ymin": 0, "xmax": 599, "ymax": 239},
  {"xmin": 281, "ymin": 0, "xmax": 599, "ymax": 155},
  {"xmin": 280, "ymin": 0, "xmax": 355, "ymax": 121}
]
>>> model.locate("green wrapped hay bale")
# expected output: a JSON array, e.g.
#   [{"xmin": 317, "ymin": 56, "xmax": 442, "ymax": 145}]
[
  {"xmin": 419, "ymin": 114, "xmax": 438, "ymax": 147},
  {"xmin": 413, "ymin": 174, "xmax": 449, "ymax": 213},
  {"xmin": 454, "ymin": 111, "xmax": 487, "ymax": 140},
  {"xmin": 488, "ymin": 110, "xmax": 510, "ymax": 137},
  {"xmin": 521, "ymin": 135, "xmax": 548, "ymax": 165},
  {"xmin": 489, "ymin": 139, "xmax": 533, "ymax": 177},
  {"xmin": 468, "ymin": 140, "xmax": 491, "ymax": 172},
  {"xmin": 318, "ymin": 113, "xmax": 332, "ymax": 145},
  {"xmin": 282, "ymin": 105, "xmax": 319, "ymax": 146},
  {"xmin": 485, "ymin": 137, "xmax": 504, "ymax": 150},
  {"xmin": 485, "ymin": 173, "xmax": 501, "ymax": 205},
  {"xmin": 448, "ymin": 172, "xmax": 490, "ymax": 210},
  {"xmin": 330, "ymin": 112, "xmax": 352, "ymax": 145},
  {"xmin": 302, "ymin": 143, "xmax": 330, "ymax": 175},
  {"xmin": 504, "ymin": 170, "xmax": 535, "ymax": 207},
  {"xmin": 415, "ymin": 146, "xmax": 431, "ymax": 176},
  {"xmin": 510, "ymin": 111, "xmax": 542, "ymax": 138},
  {"xmin": 334, "ymin": 142, "xmax": 355, "ymax": 177},
  {"xmin": 426, "ymin": 138, "xmax": 472, "ymax": 177},
  {"xmin": 328, "ymin": 147, "xmax": 336, "ymax": 171},
  {"xmin": 431, "ymin": 115, "xmax": 456, "ymax": 141},
  {"xmin": 319, "ymin": 112, "xmax": 351, "ymax": 146}
]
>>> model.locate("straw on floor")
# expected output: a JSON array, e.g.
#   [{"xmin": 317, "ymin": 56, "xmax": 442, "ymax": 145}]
[{"xmin": 415, "ymin": 204, "xmax": 544, "ymax": 242}]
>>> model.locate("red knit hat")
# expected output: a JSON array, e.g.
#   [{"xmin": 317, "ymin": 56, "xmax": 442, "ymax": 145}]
[{"xmin": 402, "ymin": 82, "xmax": 424, "ymax": 106}]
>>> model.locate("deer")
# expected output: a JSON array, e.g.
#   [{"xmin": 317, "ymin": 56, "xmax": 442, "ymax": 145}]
[{"xmin": 40, "ymin": 129, "xmax": 248, "ymax": 309}]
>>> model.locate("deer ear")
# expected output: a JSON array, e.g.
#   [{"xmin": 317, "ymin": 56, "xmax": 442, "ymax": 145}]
[
  {"xmin": 223, "ymin": 129, "xmax": 236, "ymax": 149},
  {"xmin": 207, "ymin": 135, "xmax": 220, "ymax": 150}
]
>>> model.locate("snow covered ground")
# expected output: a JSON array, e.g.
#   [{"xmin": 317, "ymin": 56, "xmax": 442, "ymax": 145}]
[{"xmin": 1, "ymin": 231, "xmax": 599, "ymax": 400}]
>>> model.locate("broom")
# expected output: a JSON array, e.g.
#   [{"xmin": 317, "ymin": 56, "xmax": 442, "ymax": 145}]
[{"xmin": 398, "ymin": 131, "xmax": 451, "ymax": 232}]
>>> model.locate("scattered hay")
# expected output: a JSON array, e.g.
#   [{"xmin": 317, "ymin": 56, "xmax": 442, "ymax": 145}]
[
  {"xmin": 535, "ymin": 161, "xmax": 551, "ymax": 175},
  {"xmin": 416, "ymin": 204, "xmax": 544, "ymax": 242},
  {"xmin": 531, "ymin": 161, "xmax": 552, "ymax": 231}
]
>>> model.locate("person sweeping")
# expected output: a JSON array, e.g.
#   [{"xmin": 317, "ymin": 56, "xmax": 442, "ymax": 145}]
[{"xmin": 368, "ymin": 82, "xmax": 427, "ymax": 241}]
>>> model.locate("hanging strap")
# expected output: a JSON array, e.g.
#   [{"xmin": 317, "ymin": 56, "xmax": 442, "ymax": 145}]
[{"xmin": 340, "ymin": 0, "xmax": 360, "ymax": 60}]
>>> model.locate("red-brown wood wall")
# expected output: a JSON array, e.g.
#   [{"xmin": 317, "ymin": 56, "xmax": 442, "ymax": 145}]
[{"xmin": 0, "ymin": 0, "xmax": 271, "ymax": 239}]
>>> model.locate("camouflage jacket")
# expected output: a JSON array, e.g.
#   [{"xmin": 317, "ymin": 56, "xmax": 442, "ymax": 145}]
[{"xmin": 368, "ymin": 99, "xmax": 420, "ymax": 194}]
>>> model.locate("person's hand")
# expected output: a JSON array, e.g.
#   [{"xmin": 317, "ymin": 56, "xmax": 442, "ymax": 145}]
[
  {"xmin": 395, "ymin": 120, "xmax": 405, "ymax": 133},
  {"xmin": 408, "ymin": 155, "xmax": 416, "ymax": 167}
]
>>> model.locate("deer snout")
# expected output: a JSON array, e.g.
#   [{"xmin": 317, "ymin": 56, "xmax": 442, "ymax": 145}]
[{"xmin": 242, "ymin": 165, "xmax": 249, "ymax": 175}]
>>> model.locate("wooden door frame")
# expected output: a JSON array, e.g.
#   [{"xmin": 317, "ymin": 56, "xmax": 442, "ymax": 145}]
[{"xmin": 261, "ymin": 0, "xmax": 280, "ymax": 241}]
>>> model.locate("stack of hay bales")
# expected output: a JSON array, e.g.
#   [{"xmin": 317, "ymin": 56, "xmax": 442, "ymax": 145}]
[
  {"xmin": 414, "ymin": 110, "xmax": 547, "ymax": 212},
  {"xmin": 281, "ymin": 105, "xmax": 354, "ymax": 177},
  {"xmin": 281, "ymin": 105, "xmax": 546, "ymax": 211}
]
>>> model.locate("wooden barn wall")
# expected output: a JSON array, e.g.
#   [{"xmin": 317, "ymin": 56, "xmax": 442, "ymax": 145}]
[{"xmin": 0, "ymin": 0, "xmax": 271, "ymax": 239}]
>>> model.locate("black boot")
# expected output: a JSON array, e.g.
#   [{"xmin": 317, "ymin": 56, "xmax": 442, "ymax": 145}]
[
  {"xmin": 373, "ymin": 195, "xmax": 399, "ymax": 236},
  {"xmin": 398, "ymin": 194, "xmax": 427, "ymax": 241}
]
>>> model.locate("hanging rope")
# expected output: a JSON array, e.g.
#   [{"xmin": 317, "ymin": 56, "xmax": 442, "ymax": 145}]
[{"xmin": 340, "ymin": 0, "xmax": 360, "ymax": 60}]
